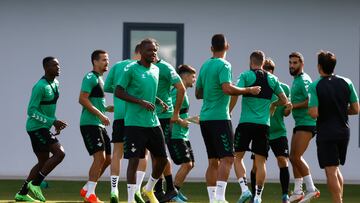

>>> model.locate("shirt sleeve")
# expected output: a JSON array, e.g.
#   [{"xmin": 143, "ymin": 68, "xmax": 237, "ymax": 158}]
[
  {"xmin": 169, "ymin": 66, "xmax": 181, "ymax": 85},
  {"xmin": 348, "ymin": 80, "xmax": 359, "ymax": 103},
  {"xmin": 81, "ymin": 72, "xmax": 97, "ymax": 93},
  {"xmin": 104, "ymin": 65, "xmax": 116, "ymax": 93},
  {"xmin": 117, "ymin": 65, "xmax": 132, "ymax": 89},
  {"xmin": 308, "ymin": 82, "xmax": 318, "ymax": 107},
  {"xmin": 196, "ymin": 69, "xmax": 203, "ymax": 89},
  {"xmin": 270, "ymin": 75, "xmax": 284, "ymax": 95},
  {"xmin": 236, "ymin": 73, "xmax": 245, "ymax": 88},
  {"xmin": 219, "ymin": 63, "xmax": 232, "ymax": 84},
  {"xmin": 27, "ymin": 84, "xmax": 56, "ymax": 125}
]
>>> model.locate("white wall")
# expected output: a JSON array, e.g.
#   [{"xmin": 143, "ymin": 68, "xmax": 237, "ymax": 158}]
[{"xmin": 1, "ymin": 0, "xmax": 359, "ymax": 183}]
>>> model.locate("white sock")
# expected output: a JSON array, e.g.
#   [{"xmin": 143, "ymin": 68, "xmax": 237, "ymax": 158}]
[
  {"xmin": 303, "ymin": 174, "xmax": 316, "ymax": 192},
  {"xmin": 215, "ymin": 181, "xmax": 227, "ymax": 201},
  {"xmin": 111, "ymin": 175, "xmax": 119, "ymax": 194},
  {"xmin": 255, "ymin": 185, "xmax": 264, "ymax": 199},
  {"xmin": 145, "ymin": 175, "xmax": 158, "ymax": 191},
  {"xmin": 86, "ymin": 181, "xmax": 97, "ymax": 198},
  {"xmin": 207, "ymin": 186, "xmax": 216, "ymax": 203},
  {"xmin": 294, "ymin": 178, "xmax": 303, "ymax": 194},
  {"xmin": 127, "ymin": 184, "xmax": 137, "ymax": 203},
  {"xmin": 238, "ymin": 177, "xmax": 249, "ymax": 192},
  {"xmin": 136, "ymin": 171, "xmax": 146, "ymax": 192},
  {"xmin": 82, "ymin": 181, "xmax": 89, "ymax": 191}
]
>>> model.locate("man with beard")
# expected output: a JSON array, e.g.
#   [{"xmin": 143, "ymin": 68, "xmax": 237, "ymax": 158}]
[
  {"xmin": 79, "ymin": 50, "xmax": 113, "ymax": 203},
  {"xmin": 15, "ymin": 57, "xmax": 67, "ymax": 202},
  {"xmin": 288, "ymin": 52, "xmax": 319, "ymax": 203},
  {"xmin": 115, "ymin": 38, "xmax": 168, "ymax": 203}
]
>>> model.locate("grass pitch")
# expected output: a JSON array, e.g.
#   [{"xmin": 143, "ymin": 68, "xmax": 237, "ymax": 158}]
[{"xmin": 1, "ymin": 180, "xmax": 360, "ymax": 202}]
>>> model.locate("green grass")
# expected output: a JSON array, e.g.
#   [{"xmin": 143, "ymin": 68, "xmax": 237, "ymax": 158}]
[{"xmin": 1, "ymin": 179, "xmax": 360, "ymax": 202}]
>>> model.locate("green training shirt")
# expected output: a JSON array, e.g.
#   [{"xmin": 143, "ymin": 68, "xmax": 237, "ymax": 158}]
[
  {"xmin": 196, "ymin": 57, "xmax": 232, "ymax": 121},
  {"xmin": 155, "ymin": 60, "xmax": 182, "ymax": 119},
  {"xmin": 26, "ymin": 77, "xmax": 59, "ymax": 131},
  {"xmin": 291, "ymin": 72, "xmax": 316, "ymax": 127},
  {"xmin": 80, "ymin": 71, "xmax": 107, "ymax": 127},
  {"xmin": 171, "ymin": 88, "xmax": 190, "ymax": 140},
  {"xmin": 117, "ymin": 62, "xmax": 160, "ymax": 127},
  {"xmin": 269, "ymin": 82, "xmax": 290, "ymax": 140},
  {"xmin": 104, "ymin": 59, "xmax": 135, "ymax": 120},
  {"xmin": 237, "ymin": 70, "xmax": 284, "ymax": 126}
]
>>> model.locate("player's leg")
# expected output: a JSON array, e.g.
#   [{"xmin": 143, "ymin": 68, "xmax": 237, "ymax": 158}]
[
  {"xmin": 234, "ymin": 123, "xmax": 253, "ymax": 203},
  {"xmin": 215, "ymin": 120, "xmax": 234, "ymax": 202},
  {"xmin": 109, "ymin": 119, "xmax": 125, "ymax": 202},
  {"xmin": 325, "ymin": 166, "xmax": 342, "ymax": 203}
]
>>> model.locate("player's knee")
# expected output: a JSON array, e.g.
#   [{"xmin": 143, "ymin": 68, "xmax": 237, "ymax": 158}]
[
  {"xmin": 289, "ymin": 154, "xmax": 298, "ymax": 164},
  {"xmin": 104, "ymin": 156, "xmax": 112, "ymax": 167},
  {"xmin": 277, "ymin": 157, "xmax": 288, "ymax": 168},
  {"xmin": 183, "ymin": 162, "xmax": 193, "ymax": 171}
]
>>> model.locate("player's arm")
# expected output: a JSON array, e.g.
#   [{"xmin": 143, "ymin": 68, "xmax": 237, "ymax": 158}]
[
  {"xmin": 221, "ymin": 82, "xmax": 261, "ymax": 96},
  {"xmin": 171, "ymin": 81, "xmax": 186, "ymax": 123},
  {"xmin": 79, "ymin": 91, "xmax": 110, "ymax": 125},
  {"xmin": 229, "ymin": 95, "xmax": 238, "ymax": 114},
  {"xmin": 292, "ymin": 99, "xmax": 308, "ymax": 109},
  {"xmin": 195, "ymin": 87, "xmax": 203, "ymax": 99},
  {"xmin": 348, "ymin": 102, "xmax": 360, "ymax": 115},
  {"xmin": 308, "ymin": 82, "xmax": 319, "ymax": 119},
  {"xmin": 115, "ymin": 85, "xmax": 155, "ymax": 111}
]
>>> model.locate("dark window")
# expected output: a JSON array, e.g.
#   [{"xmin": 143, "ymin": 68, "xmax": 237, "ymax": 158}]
[{"xmin": 123, "ymin": 22, "xmax": 184, "ymax": 68}]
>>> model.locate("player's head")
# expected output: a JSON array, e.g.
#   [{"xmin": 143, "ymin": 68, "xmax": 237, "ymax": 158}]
[
  {"xmin": 211, "ymin": 34, "xmax": 229, "ymax": 52},
  {"xmin": 289, "ymin": 51, "xmax": 304, "ymax": 76},
  {"xmin": 250, "ymin": 50, "xmax": 265, "ymax": 68},
  {"xmin": 91, "ymin": 49, "xmax": 109, "ymax": 73},
  {"xmin": 133, "ymin": 43, "xmax": 141, "ymax": 60},
  {"xmin": 177, "ymin": 64, "xmax": 196, "ymax": 88},
  {"xmin": 263, "ymin": 57, "xmax": 275, "ymax": 74},
  {"xmin": 317, "ymin": 50, "xmax": 336, "ymax": 75},
  {"xmin": 43, "ymin": 56, "xmax": 60, "ymax": 77},
  {"xmin": 140, "ymin": 38, "xmax": 158, "ymax": 64}
]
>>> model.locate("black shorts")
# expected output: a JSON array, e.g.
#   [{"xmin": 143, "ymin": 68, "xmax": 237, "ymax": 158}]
[
  {"xmin": 168, "ymin": 139, "xmax": 195, "ymax": 165},
  {"xmin": 123, "ymin": 126, "xmax": 167, "ymax": 159},
  {"xmin": 316, "ymin": 139, "xmax": 349, "ymax": 169},
  {"xmin": 159, "ymin": 118, "xmax": 172, "ymax": 144},
  {"xmin": 80, "ymin": 125, "xmax": 111, "ymax": 156},
  {"xmin": 200, "ymin": 120, "xmax": 234, "ymax": 159},
  {"xmin": 269, "ymin": 136, "xmax": 289, "ymax": 157},
  {"xmin": 234, "ymin": 123, "xmax": 269, "ymax": 158},
  {"xmin": 293, "ymin": 126, "xmax": 316, "ymax": 137},
  {"xmin": 112, "ymin": 119, "xmax": 125, "ymax": 143},
  {"xmin": 28, "ymin": 128, "xmax": 59, "ymax": 153}
]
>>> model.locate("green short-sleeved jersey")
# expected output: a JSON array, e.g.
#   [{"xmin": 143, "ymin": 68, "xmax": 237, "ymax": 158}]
[
  {"xmin": 117, "ymin": 62, "xmax": 160, "ymax": 127},
  {"xmin": 80, "ymin": 71, "xmax": 107, "ymax": 127},
  {"xmin": 26, "ymin": 77, "xmax": 59, "ymax": 131},
  {"xmin": 269, "ymin": 82, "xmax": 290, "ymax": 140},
  {"xmin": 291, "ymin": 72, "xmax": 316, "ymax": 126},
  {"xmin": 171, "ymin": 88, "xmax": 190, "ymax": 140},
  {"xmin": 104, "ymin": 59, "xmax": 135, "ymax": 120},
  {"xmin": 237, "ymin": 70, "xmax": 284, "ymax": 126},
  {"xmin": 155, "ymin": 60, "xmax": 182, "ymax": 119},
  {"xmin": 196, "ymin": 58, "xmax": 232, "ymax": 121}
]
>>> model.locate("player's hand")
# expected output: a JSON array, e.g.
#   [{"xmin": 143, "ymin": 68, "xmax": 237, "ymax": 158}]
[
  {"xmin": 178, "ymin": 118, "xmax": 190, "ymax": 128},
  {"xmin": 99, "ymin": 114, "xmax": 110, "ymax": 126},
  {"xmin": 160, "ymin": 101, "xmax": 169, "ymax": 113},
  {"xmin": 285, "ymin": 102, "xmax": 293, "ymax": 111},
  {"xmin": 187, "ymin": 115, "xmax": 200, "ymax": 124},
  {"xmin": 53, "ymin": 120, "xmax": 67, "ymax": 135},
  {"xmin": 270, "ymin": 103, "xmax": 277, "ymax": 116},
  {"xmin": 140, "ymin": 100, "xmax": 155, "ymax": 111},
  {"xmin": 170, "ymin": 114, "xmax": 180, "ymax": 123},
  {"xmin": 249, "ymin": 86, "xmax": 261, "ymax": 95},
  {"xmin": 106, "ymin": 105, "xmax": 114, "ymax": 112}
]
